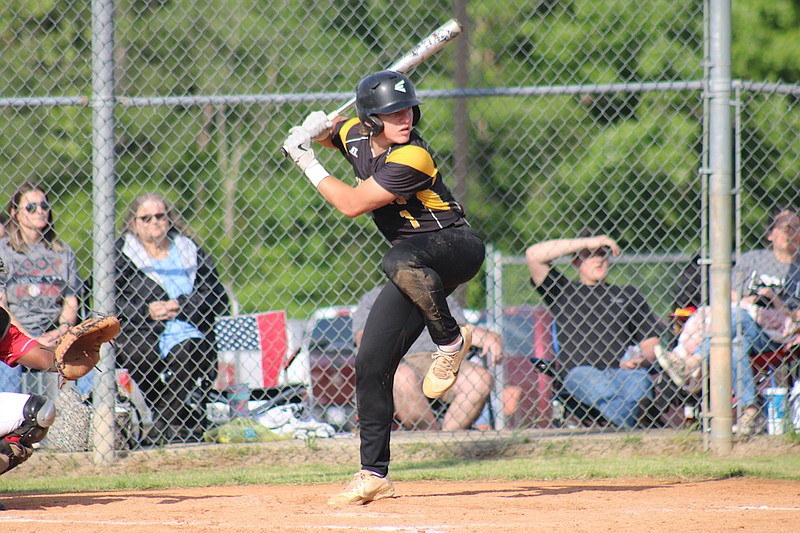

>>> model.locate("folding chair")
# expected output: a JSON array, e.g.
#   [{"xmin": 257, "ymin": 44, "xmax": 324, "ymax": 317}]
[{"xmin": 530, "ymin": 322, "xmax": 607, "ymax": 428}]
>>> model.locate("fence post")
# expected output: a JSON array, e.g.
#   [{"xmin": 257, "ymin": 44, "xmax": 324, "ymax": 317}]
[
  {"xmin": 707, "ymin": 0, "xmax": 734, "ymax": 455},
  {"xmin": 91, "ymin": 0, "xmax": 117, "ymax": 466},
  {"xmin": 485, "ymin": 245, "xmax": 508, "ymax": 430}
]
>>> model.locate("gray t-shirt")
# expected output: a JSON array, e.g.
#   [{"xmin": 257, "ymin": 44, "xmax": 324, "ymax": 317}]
[
  {"xmin": 731, "ymin": 249, "xmax": 792, "ymax": 297},
  {"xmin": 353, "ymin": 285, "xmax": 468, "ymax": 354},
  {"xmin": 0, "ymin": 238, "xmax": 82, "ymax": 336}
]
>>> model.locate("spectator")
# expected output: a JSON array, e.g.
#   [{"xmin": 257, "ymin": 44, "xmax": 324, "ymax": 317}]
[
  {"xmin": 657, "ymin": 208, "xmax": 800, "ymax": 435},
  {"xmin": 733, "ymin": 208, "xmax": 800, "ymax": 351},
  {"xmin": 115, "ymin": 193, "xmax": 229, "ymax": 444},
  {"xmin": 0, "ymin": 183, "xmax": 82, "ymax": 395},
  {"xmin": 658, "ymin": 207, "xmax": 800, "ymax": 434},
  {"xmin": 353, "ymin": 284, "xmax": 503, "ymax": 431},
  {"xmin": 284, "ymin": 71, "xmax": 485, "ymax": 504},
  {"xmin": 733, "ymin": 208, "xmax": 799, "ymax": 296},
  {"xmin": 783, "ymin": 251, "xmax": 800, "ymax": 340},
  {"xmin": 1, "ymin": 306, "xmax": 61, "ymax": 481},
  {"xmin": 785, "ymin": 248, "xmax": 800, "ymax": 314},
  {"xmin": 525, "ymin": 232, "xmax": 663, "ymax": 428}
]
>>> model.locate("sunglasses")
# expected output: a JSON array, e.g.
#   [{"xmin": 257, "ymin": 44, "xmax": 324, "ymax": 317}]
[
  {"xmin": 577, "ymin": 246, "xmax": 610, "ymax": 261},
  {"xmin": 23, "ymin": 201, "xmax": 51, "ymax": 213},
  {"xmin": 774, "ymin": 222, "xmax": 800, "ymax": 234},
  {"xmin": 137, "ymin": 212, "xmax": 168, "ymax": 223}
]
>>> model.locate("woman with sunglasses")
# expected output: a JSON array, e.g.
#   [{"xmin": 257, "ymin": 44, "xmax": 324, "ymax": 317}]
[
  {"xmin": 0, "ymin": 182, "xmax": 82, "ymax": 395},
  {"xmin": 115, "ymin": 193, "xmax": 229, "ymax": 444}
]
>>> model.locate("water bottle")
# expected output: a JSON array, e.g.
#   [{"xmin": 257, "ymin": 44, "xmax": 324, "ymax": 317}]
[
  {"xmin": 226, "ymin": 384, "xmax": 251, "ymax": 419},
  {"xmin": 765, "ymin": 387, "xmax": 788, "ymax": 435},
  {"xmin": 552, "ymin": 399, "xmax": 564, "ymax": 428}
]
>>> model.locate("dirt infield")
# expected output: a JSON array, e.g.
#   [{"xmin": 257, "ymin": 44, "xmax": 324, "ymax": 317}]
[{"xmin": 1, "ymin": 478, "xmax": 798, "ymax": 532}]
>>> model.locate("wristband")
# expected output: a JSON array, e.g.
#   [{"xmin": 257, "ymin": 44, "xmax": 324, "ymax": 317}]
[{"xmin": 304, "ymin": 160, "xmax": 330, "ymax": 188}]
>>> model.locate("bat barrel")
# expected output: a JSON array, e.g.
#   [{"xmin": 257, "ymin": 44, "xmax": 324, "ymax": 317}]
[
  {"xmin": 280, "ymin": 18, "xmax": 462, "ymax": 157},
  {"xmin": 387, "ymin": 19, "xmax": 462, "ymax": 73}
]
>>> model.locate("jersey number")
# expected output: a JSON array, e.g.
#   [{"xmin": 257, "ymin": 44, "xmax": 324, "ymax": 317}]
[{"xmin": 399, "ymin": 210, "xmax": 420, "ymax": 228}]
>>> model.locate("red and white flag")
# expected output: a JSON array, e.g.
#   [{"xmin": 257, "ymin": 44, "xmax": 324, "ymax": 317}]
[{"xmin": 214, "ymin": 310, "xmax": 288, "ymax": 390}]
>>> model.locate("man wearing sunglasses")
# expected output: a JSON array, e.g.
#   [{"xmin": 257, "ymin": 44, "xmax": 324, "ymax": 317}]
[{"xmin": 525, "ymin": 231, "xmax": 663, "ymax": 428}]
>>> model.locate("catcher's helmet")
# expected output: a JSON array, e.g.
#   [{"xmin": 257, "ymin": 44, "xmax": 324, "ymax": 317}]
[{"xmin": 356, "ymin": 70, "xmax": 422, "ymax": 135}]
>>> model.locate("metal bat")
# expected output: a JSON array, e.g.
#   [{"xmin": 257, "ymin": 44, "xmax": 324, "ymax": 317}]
[{"xmin": 281, "ymin": 18, "xmax": 463, "ymax": 156}]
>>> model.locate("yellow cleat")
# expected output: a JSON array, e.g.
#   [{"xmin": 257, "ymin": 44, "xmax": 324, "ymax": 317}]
[
  {"xmin": 327, "ymin": 470, "xmax": 396, "ymax": 505},
  {"xmin": 422, "ymin": 325, "xmax": 472, "ymax": 399}
]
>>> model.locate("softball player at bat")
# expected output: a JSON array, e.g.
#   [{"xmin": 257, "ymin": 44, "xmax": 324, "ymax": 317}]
[
  {"xmin": 284, "ymin": 70, "xmax": 485, "ymax": 505},
  {"xmin": 0, "ymin": 306, "xmax": 58, "ymax": 480}
]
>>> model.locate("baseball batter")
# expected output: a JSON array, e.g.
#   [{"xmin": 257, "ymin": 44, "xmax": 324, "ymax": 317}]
[{"xmin": 284, "ymin": 70, "xmax": 485, "ymax": 505}]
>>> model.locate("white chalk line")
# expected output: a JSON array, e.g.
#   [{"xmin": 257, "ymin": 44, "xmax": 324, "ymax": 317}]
[
  {"xmin": 620, "ymin": 505, "xmax": 800, "ymax": 515},
  {"xmin": 0, "ymin": 516, "xmax": 454, "ymax": 532},
  {"xmin": 0, "ymin": 515, "xmax": 473, "ymax": 532},
  {"xmin": 1, "ymin": 505, "xmax": 797, "ymax": 531}
]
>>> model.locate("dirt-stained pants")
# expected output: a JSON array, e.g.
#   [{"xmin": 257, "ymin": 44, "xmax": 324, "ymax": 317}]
[{"xmin": 357, "ymin": 224, "xmax": 485, "ymax": 475}]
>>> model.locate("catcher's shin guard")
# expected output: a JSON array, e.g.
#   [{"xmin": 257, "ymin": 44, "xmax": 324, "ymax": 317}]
[
  {"xmin": 15, "ymin": 394, "xmax": 56, "ymax": 444},
  {"xmin": 0, "ymin": 394, "xmax": 56, "ymax": 474}
]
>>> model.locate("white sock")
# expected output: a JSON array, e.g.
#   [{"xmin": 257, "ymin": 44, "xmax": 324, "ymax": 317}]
[{"xmin": 438, "ymin": 336, "xmax": 463, "ymax": 354}]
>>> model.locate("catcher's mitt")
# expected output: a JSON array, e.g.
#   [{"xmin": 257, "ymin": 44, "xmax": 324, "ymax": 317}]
[{"xmin": 54, "ymin": 316, "xmax": 121, "ymax": 388}]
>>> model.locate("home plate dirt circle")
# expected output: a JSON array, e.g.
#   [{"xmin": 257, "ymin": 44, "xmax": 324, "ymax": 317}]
[{"xmin": 0, "ymin": 478, "xmax": 797, "ymax": 532}]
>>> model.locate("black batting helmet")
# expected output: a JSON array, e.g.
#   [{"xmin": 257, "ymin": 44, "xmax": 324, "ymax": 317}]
[{"xmin": 356, "ymin": 70, "xmax": 422, "ymax": 135}]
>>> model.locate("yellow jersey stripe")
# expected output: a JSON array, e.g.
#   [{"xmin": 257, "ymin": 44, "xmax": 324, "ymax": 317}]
[
  {"xmin": 415, "ymin": 189, "xmax": 451, "ymax": 210},
  {"xmin": 338, "ymin": 118, "xmax": 362, "ymax": 145},
  {"xmin": 386, "ymin": 145, "xmax": 437, "ymax": 178}
]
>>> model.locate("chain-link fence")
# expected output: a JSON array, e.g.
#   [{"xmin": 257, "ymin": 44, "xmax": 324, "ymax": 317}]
[{"xmin": 1, "ymin": 1, "xmax": 798, "ymax": 466}]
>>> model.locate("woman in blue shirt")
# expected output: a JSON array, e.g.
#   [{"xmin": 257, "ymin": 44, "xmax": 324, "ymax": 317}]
[{"xmin": 115, "ymin": 193, "xmax": 229, "ymax": 444}]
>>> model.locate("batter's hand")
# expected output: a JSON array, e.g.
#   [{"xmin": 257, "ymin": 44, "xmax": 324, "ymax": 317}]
[
  {"xmin": 284, "ymin": 127, "xmax": 316, "ymax": 171},
  {"xmin": 302, "ymin": 111, "xmax": 332, "ymax": 140},
  {"xmin": 284, "ymin": 127, "xmax": 330, "ymax": 188}
]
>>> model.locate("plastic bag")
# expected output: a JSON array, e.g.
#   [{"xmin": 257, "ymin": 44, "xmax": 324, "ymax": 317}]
[
  {"xmin": 203, "ymin": 417, "xmax": 288, "ymax": 444},
  {"xmin": 254, "ymin": 403, "xmax": 336, "ymax": 439}
]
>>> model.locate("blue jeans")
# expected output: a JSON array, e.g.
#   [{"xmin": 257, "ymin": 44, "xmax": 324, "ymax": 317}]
[
  {"xmin": 76, "ymin": 369, "xmax": 97, "ymax": 397},
  {"xmin": 0, "ymin": 363, "xmax": 94, "ymax": 396},
  {"xmin": 700, "ymin": 309, "xmax": 773, "ymax": 408},
  {"xmin": 0, "ymin": 364, "xmax": 22, "ymax": 392},
  {"xmin": 737, "ymin": 308, "xmax": 783, "ymax": 356},
  {"xmin": 561, "ymin": 366, "xmax": 652, "ymax": 428}
]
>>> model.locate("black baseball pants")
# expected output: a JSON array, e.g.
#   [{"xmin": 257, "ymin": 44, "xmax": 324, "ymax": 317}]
[{"xmin": 356, "ymin": 224, "xmax": 485, "ymax": 475}]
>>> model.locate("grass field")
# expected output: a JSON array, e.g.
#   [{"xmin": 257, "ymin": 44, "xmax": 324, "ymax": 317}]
[{"xmin": 2, "ymin": 429, "xmax": 798, "ymax": 495}]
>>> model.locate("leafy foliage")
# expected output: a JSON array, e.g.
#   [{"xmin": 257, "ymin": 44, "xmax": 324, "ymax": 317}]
[{"xmin": 1, "ymin": 1, "xmax": 798, "ymax": 316}]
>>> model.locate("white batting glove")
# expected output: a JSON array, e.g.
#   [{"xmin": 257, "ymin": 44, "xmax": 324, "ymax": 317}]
[
  {"xmin": 284, "ymin": 126, "xmax": 330, "ymax": 188},
  {"xmin": 301, "ymin": 111, "xmax": 332, "ymax": 139},
  {"xmin": 284, "ymin": 127, "xmax": 313, "ymax": 168}
]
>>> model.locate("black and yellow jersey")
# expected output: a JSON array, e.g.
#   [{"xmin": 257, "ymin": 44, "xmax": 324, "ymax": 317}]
[{"xmin": 331, "ymin": 118, "xmax": 466, "ymax": 244}]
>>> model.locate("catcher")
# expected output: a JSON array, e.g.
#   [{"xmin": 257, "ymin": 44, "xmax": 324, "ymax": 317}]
[{"xmin": 0, "ymin": 305, "xmax": 119, "ymax": 478}]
